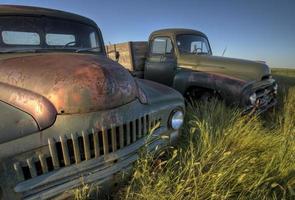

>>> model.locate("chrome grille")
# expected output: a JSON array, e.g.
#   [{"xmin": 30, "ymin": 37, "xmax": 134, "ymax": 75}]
[{"xmin": 13, "ymin": 115, "xmax": 162, "ymax": 181}]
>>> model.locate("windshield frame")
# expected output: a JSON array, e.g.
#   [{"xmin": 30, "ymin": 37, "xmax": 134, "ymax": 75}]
[
  {"xmin": 175, "ymin": 34, "xmax": 212, "ymax": 55},
  {"xmin": 0, "ymin": 15, "xmax": 105, "ymax": 55}
]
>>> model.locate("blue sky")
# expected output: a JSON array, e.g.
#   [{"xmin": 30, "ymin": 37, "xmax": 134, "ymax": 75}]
[{"xmin": 0, "ymin": 0, "xmax": 294, "ymax": 68}]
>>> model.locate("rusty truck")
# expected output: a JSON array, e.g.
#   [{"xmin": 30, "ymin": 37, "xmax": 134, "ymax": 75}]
[
  {"xmin": 106, "ymin": 28, "xmax": 278, "ymax": 114},
  {"xmin": 0, "ymin": 6, "xmax": 185, "ymax": 199}
]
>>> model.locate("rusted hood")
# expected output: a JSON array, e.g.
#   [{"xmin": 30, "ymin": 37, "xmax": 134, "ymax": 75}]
[{"xmin": 0, "ymin": 53, "xmax": 138, "ymax": 114}]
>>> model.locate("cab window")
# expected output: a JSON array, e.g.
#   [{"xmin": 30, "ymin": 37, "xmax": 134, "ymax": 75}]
[
  {"xmin": 2, "ymin": 31, "xmax": 40, "ymax": 45},
  {"xmin": 151, "ymin": 37, "xmax": 173, "ymax": 54},
  {"xmin": 46, "ymin": 33, "xmax": 76, "ymax": 46}
]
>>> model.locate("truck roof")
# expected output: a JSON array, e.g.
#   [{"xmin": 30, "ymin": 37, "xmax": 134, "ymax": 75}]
[
  {"xmin": 0, "ymin": 5, "xmax": 98, "ymax": 27},
  {"xmin": 150, "ymin": 28, "xmax": 208, "ymax": 38}
]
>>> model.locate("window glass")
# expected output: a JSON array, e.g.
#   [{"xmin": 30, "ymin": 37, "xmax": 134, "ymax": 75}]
[
  {"xmin": 176, "ymin": 34, "xmax": 210, "ymax": 54},
  {"xmin": 2, "ymin": 31, "xmax": 40, "ymax": 45},
  {"xmin": 151, "ymin": 37, "xmax": 173, "ymax": 54},
  {"xmin": 46, "ymin": 33, "xmax": 76, "ymax": 46},
  {"xmin": 0, "ymin": 16, "xmax": 102, "ymax": 53},
  {"xmin": 89, "ymin": 32, "xmax": 100, "ymax": 51}
]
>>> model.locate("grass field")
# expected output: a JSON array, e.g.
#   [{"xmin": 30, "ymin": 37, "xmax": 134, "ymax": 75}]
[{"xmin": 116, "ymin": 68, "xmax": 295, "ymax": 200}]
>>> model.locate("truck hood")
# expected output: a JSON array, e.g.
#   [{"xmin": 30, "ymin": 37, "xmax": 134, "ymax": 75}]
[
  {"xmin": 0, "ymin": 53, "xmax": 138, "ymax": 114},
  {"xmin": 178, "ymin": 54, "xmax": 271, "ymax": 82}
]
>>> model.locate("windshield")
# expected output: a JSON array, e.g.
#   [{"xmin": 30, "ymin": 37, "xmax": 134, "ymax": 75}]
[
  {"xmin": 176, "ymin": 34, "xmax": 211, "ymax": 55},
  {"xmin": 0, "ymin": 16, "xmax": 102, "ymax": 53}
]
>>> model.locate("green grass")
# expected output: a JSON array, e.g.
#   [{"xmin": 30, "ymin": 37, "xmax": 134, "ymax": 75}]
[{"xmin": 118, "ymin": 69, "xmax": 295, "ymax": 200}]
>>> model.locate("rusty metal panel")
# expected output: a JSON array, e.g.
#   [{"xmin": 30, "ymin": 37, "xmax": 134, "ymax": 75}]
[{"xmin": 0, "ymin": 54, "xmax": 138, "ymax": 114}]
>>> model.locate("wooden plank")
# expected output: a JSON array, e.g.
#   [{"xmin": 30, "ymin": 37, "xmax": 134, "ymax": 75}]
[{"xmin": 105, "ymin": 41, "xmax": 148, "ymax": 72}]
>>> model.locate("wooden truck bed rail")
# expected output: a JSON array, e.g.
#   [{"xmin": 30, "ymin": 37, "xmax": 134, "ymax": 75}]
[{"xmin": 106, "ymin": 42, "xmax": 148, "ymax": 77}]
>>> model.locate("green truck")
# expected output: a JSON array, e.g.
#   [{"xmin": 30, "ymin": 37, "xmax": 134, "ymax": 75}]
[
  {"xmin": 0, "ymin": 5, "xmax": 185, "ymax": 199},
  {"xmin": 106, "ymin": 29, "xmax": 278, "ymax": 114}
]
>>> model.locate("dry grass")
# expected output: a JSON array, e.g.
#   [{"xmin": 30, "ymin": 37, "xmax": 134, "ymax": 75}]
[
  {"xmin": 118, "ymin": 69, "xmax": 295, "ymax": 200},
  {"xmin": 74, "ymin": 69, "xmax": 295, "ymax": 200}
]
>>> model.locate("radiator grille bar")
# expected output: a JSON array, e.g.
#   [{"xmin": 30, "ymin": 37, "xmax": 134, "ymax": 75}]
[{"xmin": 48, "ymin": 138, "xmax": 60, "ymax": 169}]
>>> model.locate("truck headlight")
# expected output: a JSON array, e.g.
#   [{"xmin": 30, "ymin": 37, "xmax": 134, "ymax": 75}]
[
  {"xmin": 169, "ymin": 110, "xmax": 184, "ymax": 130},
  {"xmin": 249, "ymin": 93, "xmax": 257, "ymax": 105}
]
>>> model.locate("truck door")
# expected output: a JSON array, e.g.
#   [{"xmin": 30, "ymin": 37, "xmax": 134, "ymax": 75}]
[{"xmin": 144, "ymin": 37, "xmax": 176, "ymax": 86}]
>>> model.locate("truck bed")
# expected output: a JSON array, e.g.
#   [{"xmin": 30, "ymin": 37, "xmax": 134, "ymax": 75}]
[{"xmin": 106, "ymin": 42, "xmax": 148, "ymax": 77}]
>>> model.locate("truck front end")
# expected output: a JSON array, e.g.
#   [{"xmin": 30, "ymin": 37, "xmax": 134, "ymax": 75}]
[
  {"xmin": 0, "ymin": 80, "xmax": 184, "ymax": 200},
  {"xmin": 170, "ymin": 29, "xmax": 278, "ymax": 114},
  {"xmin": 240, "ymin": 74, "xmax": 278, "ymax": 114}
]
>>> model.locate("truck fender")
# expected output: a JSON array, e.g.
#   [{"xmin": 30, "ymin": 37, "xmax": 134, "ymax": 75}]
[
  {"xmin": 0, "ymin": 82, "xmax": 57, "ymax": 131},
  {"xmin": 173, "ymin": 71, "xmax": 246, "ymax": 102}
]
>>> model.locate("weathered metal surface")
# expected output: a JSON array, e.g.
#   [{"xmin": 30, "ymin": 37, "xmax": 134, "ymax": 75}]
[
  {"xmin": 13, "ymin": 128, "xmax": 179, "ymax": 199},
  {"xmin": 0, "ymin": 95, "xmax": 184, "ymax": 199},
  {"xmin": 0, "ymin": 81, "xmax": 57, "ymax": 132},
  {"xmin": 0, "ymin": 100, "xmax": 39, "ymax": 144},
  {"xmin": 0, "ymin": 53, "xmax": 138, "ymax": 114},
  {"xmin": 177, "ymin": 54, "xmax": 271, "ymax": 82}
]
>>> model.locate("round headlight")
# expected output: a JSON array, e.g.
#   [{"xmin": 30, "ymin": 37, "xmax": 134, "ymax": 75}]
[
  {"xmin": 169, "ymin": 110, "xmax": 184, "ymax": 130},
  {"xmin": 249, "ymin": 93, "xmax": 257, "ymax": 105}
]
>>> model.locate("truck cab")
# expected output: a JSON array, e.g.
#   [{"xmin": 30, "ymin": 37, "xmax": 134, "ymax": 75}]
[{"xmin": 107, "ymin": 28, "xmax": 278, "ymax": 114}]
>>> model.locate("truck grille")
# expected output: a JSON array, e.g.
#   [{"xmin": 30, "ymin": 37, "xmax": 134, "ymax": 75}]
[
  {"xmin": 13, "ymin": 115, "xmax": 162, "ymax": 181},
  {"xmin": 255, "ymin": 85, "xmax": 275, "ymax": 106}
]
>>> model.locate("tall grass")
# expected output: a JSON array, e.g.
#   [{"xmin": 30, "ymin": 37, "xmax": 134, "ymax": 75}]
[
  {"xmin": 120, "ymin": 87, "xmax": 295, "ymax": 200},
  {"xmin": 72, "ymin": 69, "xmax": 295, "ymax": 200}
]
